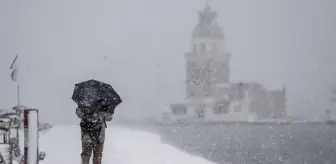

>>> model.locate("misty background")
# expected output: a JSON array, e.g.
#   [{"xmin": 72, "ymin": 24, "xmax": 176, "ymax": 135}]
[{"xmin": 0, "ymin": 0, "xmax": 335, "ymax": 124}]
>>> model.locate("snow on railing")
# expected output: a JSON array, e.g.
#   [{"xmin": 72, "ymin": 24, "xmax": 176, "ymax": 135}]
[
  {"xmin": 0, "ymin": 108, "xmax": 46, "ymax": 164},
  {"xmin": 0, "ymin": 144, "xmax": 12, "ymax": 164},
  {"xmin": 0, "ymin": 113, "xmax": 16, "ymax": 164}
]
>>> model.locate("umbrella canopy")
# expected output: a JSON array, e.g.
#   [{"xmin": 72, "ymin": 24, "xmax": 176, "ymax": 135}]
[{"xmin": 72, "ymin": 79, "xmax": 122, "ymax": 112}]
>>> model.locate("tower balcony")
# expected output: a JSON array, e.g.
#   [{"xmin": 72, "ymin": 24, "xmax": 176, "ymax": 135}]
[
  {"xmin": 184, "ymin": 51, "xmax": 230, "ymax": 62},
  {"xmin": 185, "ymin": 52, "xmax": 214, "ymax": 62}
]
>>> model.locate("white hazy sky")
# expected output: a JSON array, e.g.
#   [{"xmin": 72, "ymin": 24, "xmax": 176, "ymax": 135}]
[{"xmin": 0, "ymin": 0, "xmax": 335, "ymax": 123}]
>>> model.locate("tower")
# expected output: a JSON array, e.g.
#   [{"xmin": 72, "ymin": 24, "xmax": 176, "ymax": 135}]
[{"xmin": 185, "ymin": 3, "xmax": 231, "ymax": 98}]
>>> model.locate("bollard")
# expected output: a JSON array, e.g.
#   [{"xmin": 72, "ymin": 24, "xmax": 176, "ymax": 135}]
[{"xmin": 23, "ymin": 109, "xmax": 38, "ymax": 164}]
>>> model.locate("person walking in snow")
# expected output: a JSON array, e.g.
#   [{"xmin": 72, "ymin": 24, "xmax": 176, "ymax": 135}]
[{"xmin": 76, "ymin": 103, "xmax": 114, "ymax": 164}]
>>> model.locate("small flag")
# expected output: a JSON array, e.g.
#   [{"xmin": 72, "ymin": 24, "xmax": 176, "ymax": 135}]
[
  {"xmin": 11, "ymin": 68, "xmax": 18, "ymax": 82},
  {"xmin": 9, "ymin": 55, "xmax": 18, "ymax": 70},
  {"xmin": 9, "ymin": 55, "xmax": 19, "ymax": 82}
]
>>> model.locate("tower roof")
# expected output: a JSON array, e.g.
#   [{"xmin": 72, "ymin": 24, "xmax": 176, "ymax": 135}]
[{"xmin": 192, "ymin": 4, "xmax": 224, "ymax": 39}]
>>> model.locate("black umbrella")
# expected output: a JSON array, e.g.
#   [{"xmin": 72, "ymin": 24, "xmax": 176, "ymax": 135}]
[{"xmin": 72, "ymin": 79, "xmax": 122, "ymax": 113}]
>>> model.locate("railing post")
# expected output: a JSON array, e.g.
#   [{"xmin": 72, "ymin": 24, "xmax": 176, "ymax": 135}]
[{"xmin": 23, "ymin": 109, "xmax": 39, "ymax": 164}]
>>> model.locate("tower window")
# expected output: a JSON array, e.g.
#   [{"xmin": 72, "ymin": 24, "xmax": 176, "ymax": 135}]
[
  {"xmin": 171, "ymin": 104, "xmax": 187, "ymax": 115},
  {"xmin": 213, "ymin": 100, "xmax": 230, "ymax": 115},
  {"xmin": 200, "ymin": 43, "xmax": 206, "ymax": 53}
]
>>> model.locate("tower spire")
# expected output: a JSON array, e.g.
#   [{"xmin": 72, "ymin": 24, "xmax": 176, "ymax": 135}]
[
  {"xmin": 192, "ymin": 0, "xmax": 223, "ymax": 38},
  {"xmin": 206, "ymin": 0, "xmax": 209, "ymax": 7},
  {"xmin": 205, "ymin": 0, "xmax": 211, "ymax": 8}
]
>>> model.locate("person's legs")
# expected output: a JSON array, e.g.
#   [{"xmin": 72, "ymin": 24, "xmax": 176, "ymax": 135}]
[
  {"xmin": 81, "ymin": 139, "xmax": 93, "ymax": 164},
  {"xmin": 92, "ymin": 140, "xmax": 105, "ymax": 164}
]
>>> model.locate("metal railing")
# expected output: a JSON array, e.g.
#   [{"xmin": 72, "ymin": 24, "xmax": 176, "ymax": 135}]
[
  {"xmin": 0, "ymin": 109, "xmax": 46, "ymax": 164},
  {"xmin": 0, "ymin": 112, "xmax": 19, "ymax": 164}
]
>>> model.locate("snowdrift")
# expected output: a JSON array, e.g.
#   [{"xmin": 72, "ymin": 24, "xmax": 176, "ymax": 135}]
[{"xmin": 34, "ymin": 125, "xmax": 215, "ymax": 164}]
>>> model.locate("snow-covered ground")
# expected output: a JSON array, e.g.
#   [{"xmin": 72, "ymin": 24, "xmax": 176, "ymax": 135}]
[{"xmin": 31, "ymin": 125, "xmax": 215, "ymax": 164}]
